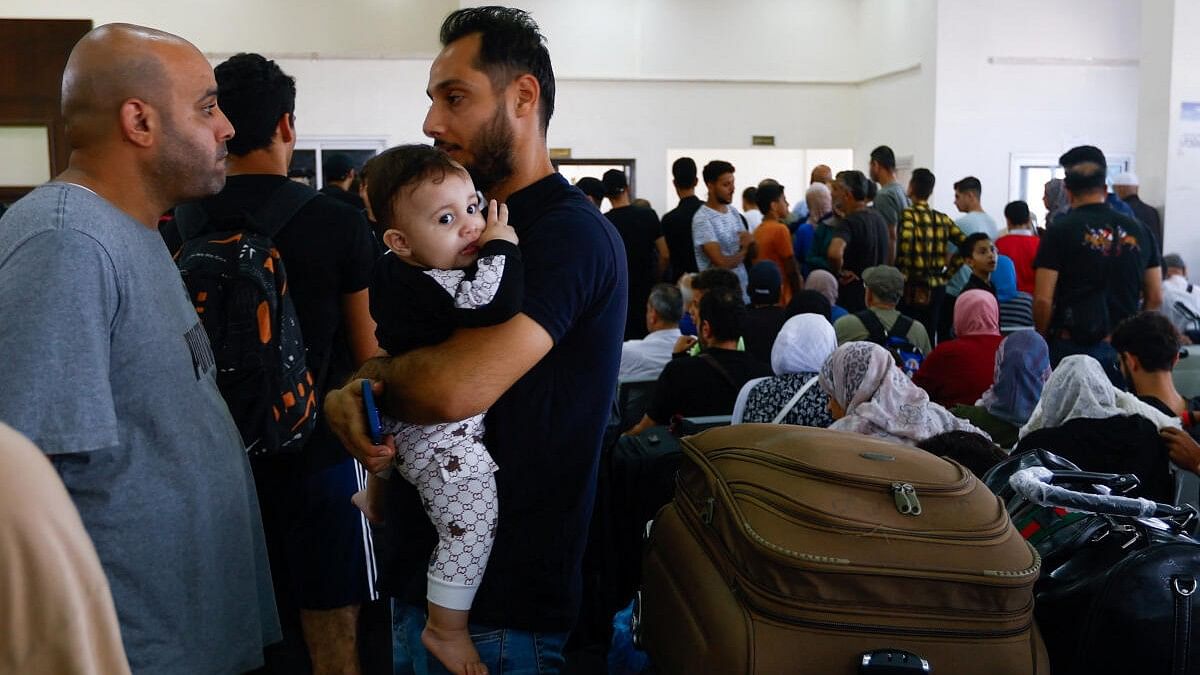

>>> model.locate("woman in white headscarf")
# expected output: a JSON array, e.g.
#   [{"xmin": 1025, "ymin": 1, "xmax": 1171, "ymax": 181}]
[
  {"xmin": 819, "ymin": 341, "xmax": 988, "ymax": 445},
  {"xmin": 732, "ymin": 314, "xmax": 838, "ymax": 427},
  {"xmin": 1014, "ymin": 354, "xmax": 1180, "ymax": 502}
]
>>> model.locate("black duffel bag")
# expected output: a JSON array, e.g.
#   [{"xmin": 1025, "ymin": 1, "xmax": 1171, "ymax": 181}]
[{"xmin": 992, "ymin": 451, "xmax": 1200, "ymax": 675}]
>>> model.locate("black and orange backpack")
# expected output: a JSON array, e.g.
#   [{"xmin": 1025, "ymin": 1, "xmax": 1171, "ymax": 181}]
[{"xmin": 173, "ymin": 181, "xmax": 320, "ymax": 457}]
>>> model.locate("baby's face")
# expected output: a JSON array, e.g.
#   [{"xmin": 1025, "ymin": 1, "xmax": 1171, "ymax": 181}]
[{"xmin": 389, "ymin": 171, "xmax": 485, "ymax": 269}]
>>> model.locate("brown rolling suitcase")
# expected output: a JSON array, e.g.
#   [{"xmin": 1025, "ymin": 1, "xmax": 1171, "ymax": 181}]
[{"xmin": 638, "ymin": 424, "xmax": 1049, "ymax": 674}]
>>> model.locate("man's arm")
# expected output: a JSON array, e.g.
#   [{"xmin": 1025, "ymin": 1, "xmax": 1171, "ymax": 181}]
[
  {"xmin": 827, "ymin": 237, "xmax": 847, "ymax": 274},
  {"xmin": 324, "ymin": 313, "xmax": 553, "ymax": 472},
  {"xmin": 783, "ymin": 256, "xmax": 804, "ymax": 299},
  {"xmin": 655, "ymin": 235, "xmax": 670, "ymax": 279},
  {"xmin": 886, "ymin": 223, "xmax": 897, "ymax": 266},
  {"xmin": 340, "ymin": 289, "xmax": 380, "ymax": 368},
  {"xmin": 1143, "ymin": 266, "xmax": 1164, "ymax": 312},
  {"xmin": 1033, "ymin": 267, "xmax": 1059, "ymax": 336},
  {"xmin": 700, "ymin": 240, "xmax": 748, "ymax": 270}
]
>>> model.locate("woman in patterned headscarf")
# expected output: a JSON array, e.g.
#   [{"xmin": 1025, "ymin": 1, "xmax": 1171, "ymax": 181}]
[
  {"xmin": 819, "ymin": 342, "xmax": 987, "ymax": 445},
  {"xmin": 732, "ymin": 313, "xmax": 837, "ymax": 427},
  {"xmin": 1043, "ymin": 178, "xmax": 1070, "ymax": 228},
  {"xmin": 950, "ymin": 330, "xmax": 1050, "ymax": 449}
]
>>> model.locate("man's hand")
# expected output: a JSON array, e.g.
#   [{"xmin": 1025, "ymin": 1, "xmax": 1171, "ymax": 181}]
[
  {"xmin": 325, "ymin": 378, "xmax": 396, "ymax": 473},
  {"xmin": 476, "ymin": 200, "xmax": 517, "ymax": 246},
  {"xmin": 673, "ymin": 335, "xmax": 698, "ymax": 354},
  {"xmin": 738, "ymin": 229, "xmax": 753, "ymax": 248},
  {"xmin": 1162, "ymin": 427, "xmax": 1200, "ymax": 474}
]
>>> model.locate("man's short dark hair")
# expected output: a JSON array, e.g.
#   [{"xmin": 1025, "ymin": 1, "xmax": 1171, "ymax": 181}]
[
  {"xmin": 1063, "ymin": 161, "xmax": 1107, "ymax": 196},
  {"xmin": 755, "ymin": 183, "xmax": 784, "ymax": 214},
  {"xmin": 702, "ymin": 160, "xmax": 735, "ymax": 185},
  {"xmin": 909, "ymin": 168, "xmax": 936, "ymax": 200},
  {"xmin": 214, "ymin": 53, "xmax": 296, "ymax": 156},
  {"xmin": 959, "ymin": 232, "xmax": 992, "ymax": 257},
  {"xmin": 647, "ymin": 283, "xmax": 683, "ymax": 324},
  {"xmin": 672, "ymin": 157, "xmax": 698, "ymax": 189},
  {"xmin": 742, "ymin": 186, "xmax": 758, "ymax": 206},
  {"xmin": 439, "ymin": 6, "xmax": 555, "ymax": 134},
  {"xmin": 601, "ymin": 169, "xmax": 627, "ymax": 198},
  {"xmin": 916, "ymin": 431, "xmax": 1007, "ymax": 478},
  {"xmin": 365, "ymin": 144, "xmax": 468, "ymax": 230},
  {"xmin": 835, "ymin": 170, "xmax": 870, "ymax": 201},
  {"xmin": 1004, "ymin": 200, "xmax": 1031, "ymax": 225},
  {"xmin": 692, "ymin": 268, "xmax": 742, "ymax": 294},
  {"xmin": 870, "ymin": 145, "xmax": 896, "ymax": 171},
  {"xmin": 953, "ymin": 176, "xmax": 982, "ymax": 196},
  {"xmin": 698, "ymin": 287, "xmax": 745, "ymax": 342},
  {"xmin": 1111, "ymin": 311, "xmax": 1181, "ymax": 373},
  {"xmin": 575, "ymin": 176, "xmax": 603, "ymax": 203},
  {"xmin": 786, "ymin": 290, "xmax": 832, "ymax": 321},
  {"xmin": 1059, "ymin": 145, "xmax": 1107, "ymax": 171}
]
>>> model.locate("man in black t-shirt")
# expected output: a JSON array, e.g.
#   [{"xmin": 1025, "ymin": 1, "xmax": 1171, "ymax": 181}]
[
  {"xmin": 1034, "ymin": 149, "xmax": 1161, "ymax": 384},
  {"xmin": 661, "ymin": 157, "xmax": 703, "ymax": 281},
  {"xmin": 320, "ymin": 153, "xmax": 367, "ymax": 210},
  {"xmin": 828, "ymin": 170, "xmax": 889, "ymax": 312},
  {"xmin": 323, "ymin": 8, "xmax": 627, "ymax": 671},
  {"xmin": 626, "ymin": 288, "xmax": 770, "ymax": 434},
  {"xmin": 604, "ymin": 168, "xmax": 668, "ymax": 340},
  {"xmin": 202, "ymin": 54, "xmax": 381, "ymax": 673}
]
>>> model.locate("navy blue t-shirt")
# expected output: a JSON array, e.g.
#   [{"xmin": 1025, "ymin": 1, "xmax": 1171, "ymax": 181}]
[{"xmin": 374, "ymin": 173, "xmax": 627, "ymax": 631}]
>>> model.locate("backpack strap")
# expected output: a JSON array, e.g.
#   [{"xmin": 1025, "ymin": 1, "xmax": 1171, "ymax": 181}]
[
  {"xmin": 891, "ymin": 314, "xmax": 915, "ymax": 341},
  {"xmin": 855, "ymin": 310, "xmax": 888, "ymax": 345},
  {"xmin": 699, "ymin": 353, "xmax": 739, "ymax": 390},
  {"xmin": 252, "ymin": 180, "xmax": 321, "ymax": 238},
  {"xmin": 770, "ymin": 376, "xmax": 820, "ymax": 424},
  {"xmin": 171, "ymin": 180, "xmax": 319, "ymax": 241}
]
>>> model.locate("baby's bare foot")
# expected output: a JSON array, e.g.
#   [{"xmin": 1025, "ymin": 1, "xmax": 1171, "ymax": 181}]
[
  {"xmin": 350, "ymin": 489, "xmax": 384, "ymax": 524},
  {"xmin": 422, "ymin": 623, "xmax": 487, "ymax": 675}
]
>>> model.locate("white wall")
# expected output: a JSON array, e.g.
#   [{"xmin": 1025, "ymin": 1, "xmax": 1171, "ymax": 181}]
[
  {"xmin": 1154, "ymin": 1, "xmax": 1200, "ymax": 273},
  {"xmin": 0, "ymin": 0, "xmax": 454, "ymax": 57},
  {"xmin": 854, "ymin": 0, "xmax": 938, "ymax": 178},
  {"xmin": 931, "ymin": 0, "xmax": 1141, "ymax": 220}
]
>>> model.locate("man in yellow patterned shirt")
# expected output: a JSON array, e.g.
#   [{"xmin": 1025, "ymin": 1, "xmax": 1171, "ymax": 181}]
[{"xmin": 895, "ymin": 168, "xmax": 966, "ymax": 343}]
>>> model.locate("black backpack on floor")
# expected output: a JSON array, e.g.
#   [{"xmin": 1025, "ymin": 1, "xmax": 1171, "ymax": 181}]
[{"xmin": 173, "ymin": 181, "xmax": 321, "ymax": 456}]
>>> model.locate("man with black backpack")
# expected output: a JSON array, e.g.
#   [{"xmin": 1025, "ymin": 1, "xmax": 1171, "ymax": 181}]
[
  {"xmin": 834, "ymin": 265, "xmax": 931, "ymax": 376},
  {"xmin": 175, "ymin": 53, "xmax": 380, "ymax": 674}
]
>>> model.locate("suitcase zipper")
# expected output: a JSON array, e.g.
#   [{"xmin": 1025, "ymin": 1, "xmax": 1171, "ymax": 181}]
[
  {"xmin": 893, "ymin": 482, "xmax": 922, "ymax": 516},
  {"xmin": 708, "ymin": 448, "xmax": 972, "ymax": 495}
]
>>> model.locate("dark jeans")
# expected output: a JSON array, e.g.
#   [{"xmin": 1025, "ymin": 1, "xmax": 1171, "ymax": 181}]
[
  {"xmin": 1048, "ymin": 337, "xmax": 1126, "ymax": 389},
  {"xmin": 392, "ymin": 602, "xmax": 569, "ymax": 675},
  {"xmin": 898, "ymin": 285, "xmax": 947, "ymax": 347}
]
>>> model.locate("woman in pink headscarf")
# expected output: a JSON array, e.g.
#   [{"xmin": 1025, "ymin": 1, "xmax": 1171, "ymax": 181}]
[{"xmin": 913, "ymin": 290, "xmax": 1005, "ymax": 407}]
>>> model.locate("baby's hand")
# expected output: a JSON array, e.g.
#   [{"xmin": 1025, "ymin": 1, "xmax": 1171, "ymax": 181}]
[{"xmin": 476, "ymin": 200, "xmax": 518, "ymax": 246}]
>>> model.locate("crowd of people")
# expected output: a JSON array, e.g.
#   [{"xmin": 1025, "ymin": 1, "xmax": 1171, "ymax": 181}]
[{"xmin": 3, "ymin": 6, "xmax": 1200, "ymax": 675}]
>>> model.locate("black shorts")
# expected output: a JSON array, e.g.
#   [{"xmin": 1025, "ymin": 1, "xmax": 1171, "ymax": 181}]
[{"xmin": 251, "ymin": 454, "xmax": 375, "ymax": 611}]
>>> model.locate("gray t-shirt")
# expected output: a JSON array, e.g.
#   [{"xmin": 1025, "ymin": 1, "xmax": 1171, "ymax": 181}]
[
  {"xmin": 692, "ymin": 204, "xmax": 749, "ymax": 297},
  {"xmin": 873, "ymin": 181, "xmax": 910, "ymax": 227},
  {"xmin": 0, "ymin": 184, "xmax": 280, "ymax": 674}
]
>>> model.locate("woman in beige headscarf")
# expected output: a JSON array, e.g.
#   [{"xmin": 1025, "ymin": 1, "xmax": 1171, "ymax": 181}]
[{"xmin": 0, "ymin": 422, "xmax": 130, "ymax": 674}]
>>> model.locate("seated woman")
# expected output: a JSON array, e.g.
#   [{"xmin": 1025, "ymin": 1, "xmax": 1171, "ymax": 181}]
[
  {"xmin": 950, "ymin": 331, "xmax": 1050, "ymax": 450},
  {"xmin": 914, "ymin": 290, "xmax": 1004, "ymax": 407},
  {"xmin": 733, "ymin": 313, "xmax": 837, "ymax": 427},
  {"xmin": 801, "ymin": 269, "xmax": 848, "ymax": 322},
  {"xmin": 1014, "ymin": 355, "xmax": 1180, "ymax": 503},
  {"xmin": 993, "ymin": 255, "xmax": 1034, "ymax": 334},
  {"xmin": 916, "ymin": 430, "xmax": 1008, "ymax": 478},
  {"xmin": 819, "ymin": 341, "xmax": 988, "ymax": 446}
]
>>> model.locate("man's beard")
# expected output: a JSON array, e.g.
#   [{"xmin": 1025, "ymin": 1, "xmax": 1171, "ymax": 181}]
[
  {"xmin": 464, "ymin": 105, "xmax": 515, "ymax": 195},
  {"xmin": 716, "ymin": 193, "xmax": 732, "ymax": 206},
  {"xmin": 154, "ymin": 111, "xmax": 227, "ymax": 203}
]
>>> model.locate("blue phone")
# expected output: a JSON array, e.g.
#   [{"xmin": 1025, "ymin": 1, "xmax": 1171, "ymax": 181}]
[{"xmin": 361, "ymin": 379, "xmax": 383, "ymax": 445}]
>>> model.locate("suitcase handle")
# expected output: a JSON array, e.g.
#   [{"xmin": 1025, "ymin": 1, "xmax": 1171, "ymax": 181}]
[
  {"xmin": 1010, "ymin": 467, "xmax": 1192, "ymax": 521},
  {"xmin": 1046, "ymin": 470, "xmax": 1140, "ymax": 495}
]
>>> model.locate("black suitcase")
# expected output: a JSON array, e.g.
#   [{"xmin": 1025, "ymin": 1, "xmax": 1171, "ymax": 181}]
[{"xmin": 992, "ymin": 452, "xmax": 1200, "ymax": 675}]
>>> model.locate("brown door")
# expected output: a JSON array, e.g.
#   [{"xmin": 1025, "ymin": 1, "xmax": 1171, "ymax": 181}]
[{"xmin": 0, "ymin": 19, "xmax": 92, "ymax": 204}]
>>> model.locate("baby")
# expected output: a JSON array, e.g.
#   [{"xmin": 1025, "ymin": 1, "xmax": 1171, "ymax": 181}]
[{"xmin": 353, "ymin": 144, "xmax": 523, "ymax": 675}]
